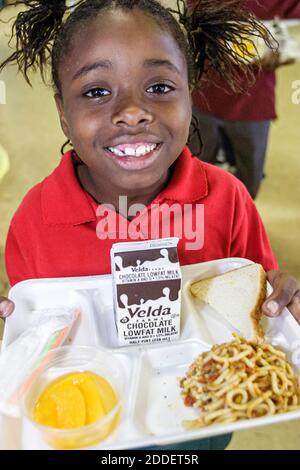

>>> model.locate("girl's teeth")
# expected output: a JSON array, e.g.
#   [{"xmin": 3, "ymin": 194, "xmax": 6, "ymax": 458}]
[
  {"xmin": 124, "ymin": 147, "xmax": 136, "ymax": 156},
  {"xmin": 135, "ymin": 145, "xmax": 147, "ymax": 157},
  {"xmin": 108, "ymin": 147, "xmax": 124, "ymax": 157},
  {"xmin": 108, "ymin": 144, "xmax": 157, "ymax": 157}
]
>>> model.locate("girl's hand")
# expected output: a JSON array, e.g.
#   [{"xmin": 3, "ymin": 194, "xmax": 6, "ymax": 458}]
[
  {"xmin": 0, "ymin": 296, "xmax": 15, "ymax": 319},
  {"xmin": 262, "ymin": 270, "xmax": 300, "ymax": 324}
]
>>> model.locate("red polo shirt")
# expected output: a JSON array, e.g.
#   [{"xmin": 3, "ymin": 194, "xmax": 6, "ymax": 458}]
[
  {"xmin": 191, "ymin": 0, "xmax": 300, "ymax": 121},
  {"xmin": 5, "ymin": 148, "xmax": 277, "ymax": 287}
]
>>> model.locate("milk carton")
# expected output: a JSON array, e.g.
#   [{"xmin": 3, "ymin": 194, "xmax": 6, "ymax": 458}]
[{"xmin": 111, "ymin": 238, "xmax": 182, "ymax": 347}]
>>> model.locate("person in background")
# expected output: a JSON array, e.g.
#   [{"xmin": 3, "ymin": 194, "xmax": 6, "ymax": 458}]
[{"xmin": 188, "ymin": 0, "xmax": 300, "ymax": 198}]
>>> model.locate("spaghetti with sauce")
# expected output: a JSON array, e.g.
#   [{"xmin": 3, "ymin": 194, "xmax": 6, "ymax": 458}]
[{"xmin": 180, "ymin": 334, "xmax": 300, "ymax": 428}]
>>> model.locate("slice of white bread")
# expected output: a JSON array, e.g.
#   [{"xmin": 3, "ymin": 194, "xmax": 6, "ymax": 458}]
[{"xmin": 190, "ymin": 263, "xmax": 267, "ymax": 340}]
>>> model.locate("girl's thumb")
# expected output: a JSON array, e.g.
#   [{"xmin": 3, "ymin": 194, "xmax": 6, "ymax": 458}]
[
  {"xmin": 0, "ymin": 299, "xmax": 15, "ymax": 318},
  {"xmin": 262, "ymin": 299, "xmax": 280, "ymax": 317}
]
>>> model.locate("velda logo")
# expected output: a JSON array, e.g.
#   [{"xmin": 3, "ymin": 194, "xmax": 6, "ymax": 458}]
[
  {"xmin": 0, "ymin": 80, "xmax": 6, "ymax": 105},
  {"xmin": 120, "ymin": 304, "xmax": 172, "ymax": 323}
]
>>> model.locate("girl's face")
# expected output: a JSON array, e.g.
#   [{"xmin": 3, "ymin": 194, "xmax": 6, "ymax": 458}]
[{"xmin": 55, "ymin": 9, "xmax": 192, "ymax": 196}]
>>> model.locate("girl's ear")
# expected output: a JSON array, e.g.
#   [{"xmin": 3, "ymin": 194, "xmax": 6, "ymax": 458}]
[{"xmin": 54, "ymin": 94, "xmax": 71, "ymax": 139}]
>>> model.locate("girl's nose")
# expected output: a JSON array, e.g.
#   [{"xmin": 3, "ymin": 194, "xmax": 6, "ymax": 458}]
[{"xmin": 112, "ymin": 99, "xmax": 154, "ymax": 128}]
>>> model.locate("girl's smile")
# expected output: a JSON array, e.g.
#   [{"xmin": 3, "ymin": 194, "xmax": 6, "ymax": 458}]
[
  {"xmin": 55, "ymin": 9, "xmax": 192, "ymax": 207},
  {"xmin": 104, "ymin": 141, "xmax": 163, "ymax": 172}
]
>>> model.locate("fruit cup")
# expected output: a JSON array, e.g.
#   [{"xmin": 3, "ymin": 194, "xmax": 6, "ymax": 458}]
[{"xmin": 21, "ymin": 346, "xmax": 125, "ymax": 449}]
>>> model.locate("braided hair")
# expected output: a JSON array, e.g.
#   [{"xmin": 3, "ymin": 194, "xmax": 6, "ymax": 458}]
[{"xmin": 1, "ymin": 0, "xmax": 273, "ymax": 92}]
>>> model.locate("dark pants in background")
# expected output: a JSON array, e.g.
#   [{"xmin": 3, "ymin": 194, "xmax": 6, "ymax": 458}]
[{"xmin": 189, "ymin": 108, "xmax": 271, "ymax": 199}]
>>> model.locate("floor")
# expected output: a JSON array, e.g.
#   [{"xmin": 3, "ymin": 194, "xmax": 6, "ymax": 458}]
[{"xmin": 0, "ymin": 5, "xmax": 300, "ymax": 450}]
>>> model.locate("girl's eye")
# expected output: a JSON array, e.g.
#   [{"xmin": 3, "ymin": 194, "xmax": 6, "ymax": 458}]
[
  {"xmin": 146, "ymin": 83, "xmax": 174, "ymax": 94},
  {"xmin": 84, "ymin": 88, "xmax": 111, "ymax": 98}
]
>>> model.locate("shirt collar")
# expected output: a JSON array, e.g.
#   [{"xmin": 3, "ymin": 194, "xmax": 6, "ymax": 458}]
[
  {"xmin": 41, "ymin": 147, "xmax": 208, "ymax": 226},
  {"xmin": 156, "ymin": 146, "xmax": 208, "ymax": 203},
  {"xmin": 41, "ymin": 151, "xmax": 96, "ymax": 226}
]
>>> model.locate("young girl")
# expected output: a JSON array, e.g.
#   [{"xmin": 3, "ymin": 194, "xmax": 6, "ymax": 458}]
[{"xmin": 0, "ymin": 0, "xmax": 299, "ymax": 449}]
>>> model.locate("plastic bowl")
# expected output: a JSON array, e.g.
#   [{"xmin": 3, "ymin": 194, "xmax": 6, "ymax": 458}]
[{"xmin": 21, "ymin": 345, "xmax": 125, "ymax": 449}]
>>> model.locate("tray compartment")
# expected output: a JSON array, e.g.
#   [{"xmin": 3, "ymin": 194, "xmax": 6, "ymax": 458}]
[{"xmin": 132, "ymin": 340, "xmax": 209, "ymax": 438}]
